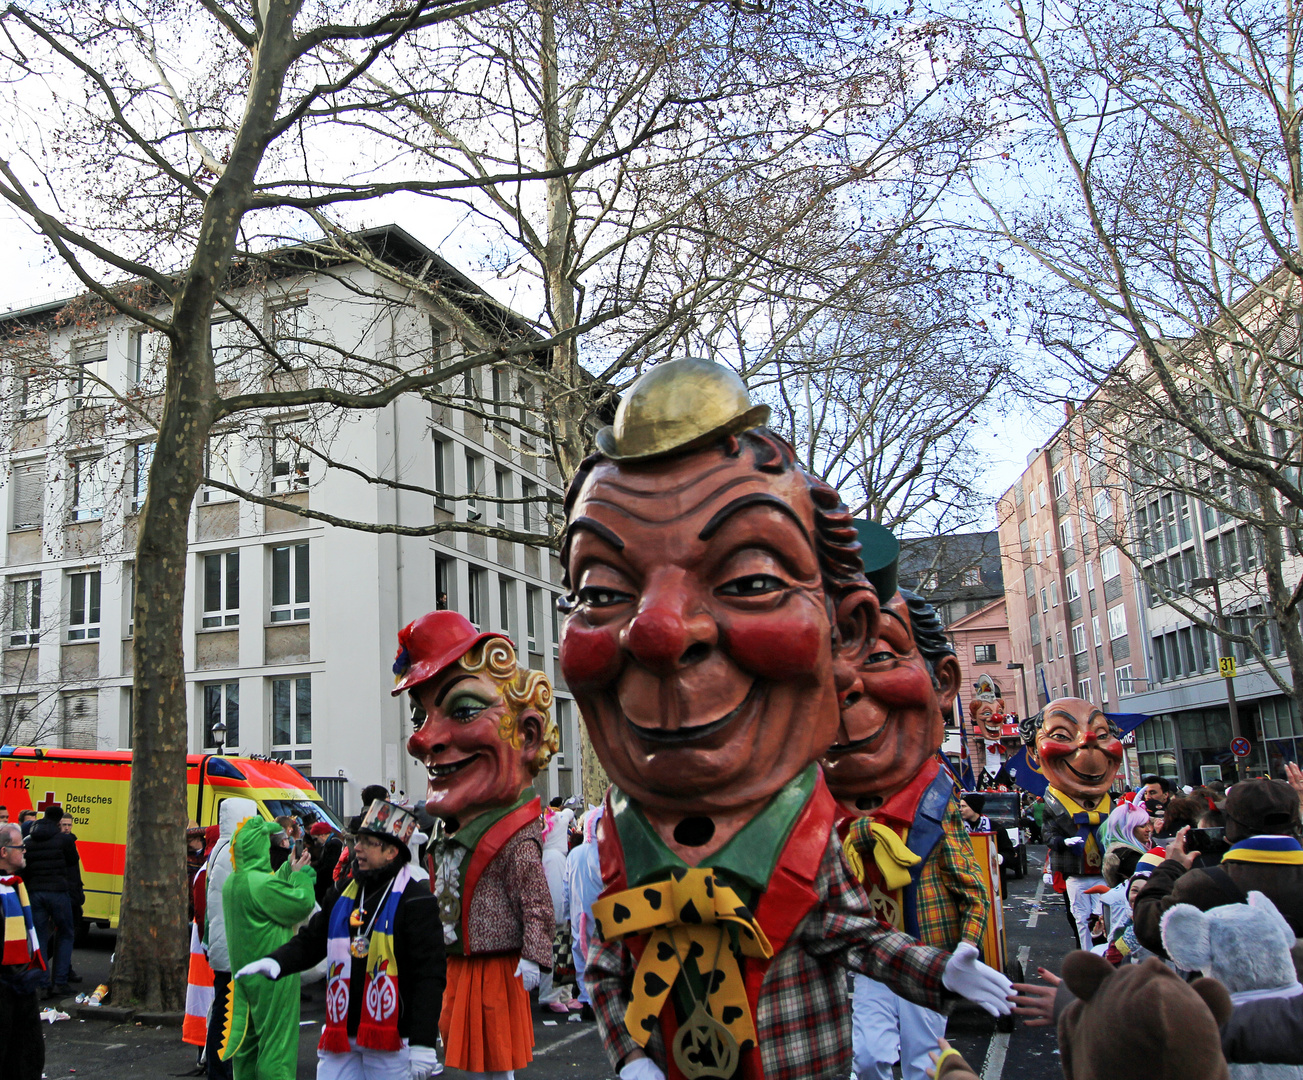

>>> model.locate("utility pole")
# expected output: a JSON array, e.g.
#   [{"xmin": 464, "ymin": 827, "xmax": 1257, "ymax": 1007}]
[{"xmin": 1192, "ymin": 576, "xmax": 1244, "ymax": 781}]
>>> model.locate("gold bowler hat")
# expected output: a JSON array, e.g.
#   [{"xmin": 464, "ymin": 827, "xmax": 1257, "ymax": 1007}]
[{"xmin": 595, "ymin": 356, "xmax": 771, "ymax": 463}]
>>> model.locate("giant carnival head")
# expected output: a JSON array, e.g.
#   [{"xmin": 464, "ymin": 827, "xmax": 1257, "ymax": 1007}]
[
  {"xmin": 1019, "ymin": 696, "xmax": 1123, "ymax": 803},
  {"xmin": 397, "ymin": 611, "xmax": 558, "ymax": 820},
  {"xmin": 969, "ymin": 674, "xmax": 1007, "ymax": 741},
  {"xmin": 558, "ymin": 357, "xmax": 880, "ymax": 817},
  {"xmin": 822, "ymin": 521, "xmax": 961, "ymax": 808}
]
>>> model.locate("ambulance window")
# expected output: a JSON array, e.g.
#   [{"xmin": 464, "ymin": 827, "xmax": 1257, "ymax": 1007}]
[{"xmin": 261, "ymin": 798, "xmax": 343, "ymax": 831}]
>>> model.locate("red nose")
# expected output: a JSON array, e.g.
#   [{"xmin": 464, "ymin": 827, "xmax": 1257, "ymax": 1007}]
[{"xmin": 622, "ymin": 574, "xmax": 715, "ymax": 676}]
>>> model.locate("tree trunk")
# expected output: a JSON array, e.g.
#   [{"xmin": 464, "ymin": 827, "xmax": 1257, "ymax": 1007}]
[{"xmin": 1257, "ymin": 488, "xmax": 1303, "ymax": 729}]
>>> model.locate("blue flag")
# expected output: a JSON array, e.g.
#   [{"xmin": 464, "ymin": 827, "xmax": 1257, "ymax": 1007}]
[{"xmin": 1006, "ymin": 712, "xmax": 1151, "ymax": 796}]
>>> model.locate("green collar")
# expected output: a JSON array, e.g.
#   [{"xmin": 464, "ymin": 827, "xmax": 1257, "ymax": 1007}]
[
  {"xmin": 611, "ymin": 766, "xmax": 817, "ymax": 897},
  {"xmin": 446, "ymin": 788, "xmax": 535, "ymax": 851}
]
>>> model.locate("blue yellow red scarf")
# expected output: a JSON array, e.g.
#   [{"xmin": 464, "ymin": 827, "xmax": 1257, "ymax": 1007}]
[
  {"xmin": 1221, "ymin": 836, "xmax": 1303, "ymax": 865},
  {"xmin": 1, "ymin": 875, "xmax": 44, "ymax": 971},
  {"xmin": 320, "ymin": 865, "xmax": 410, "ymax": 1053}
]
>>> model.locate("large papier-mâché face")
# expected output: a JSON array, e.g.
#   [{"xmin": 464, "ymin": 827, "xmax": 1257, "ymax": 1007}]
[
  {"xmin": 1030, "ymin": 696, "xmax": 1123, "ymax": 800},
  {"xmin": 971, "ymin": 699, "xmax": 1004, "ymax": 740},
  {"xmin": 559, "ymin": 446, "xmax": 877, "ymax": 814},
  {"xmin": 822, "ymin": 592, "xmax": 960, "ymax": 807},
  {"xmin": 406, "ymin": 660, "xmax": 544, "ymax": 821}
]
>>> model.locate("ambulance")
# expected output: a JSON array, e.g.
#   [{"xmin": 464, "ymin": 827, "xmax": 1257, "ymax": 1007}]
[{"xmin": 0, "ymin": 746, "xmax": 343, "ymax": 931}]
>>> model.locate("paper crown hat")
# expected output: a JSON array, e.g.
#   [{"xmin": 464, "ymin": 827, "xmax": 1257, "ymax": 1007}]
[
  {"xmin": 595, "ymin": 356, "xmax": 770, "ymax": 462},
  {"xmin": 357, "ymin": 799, "xmax": 418, "ymax": 847},
  {"xmin": 852, "ymin": 519, "xmax": 899, "ymax": 600}
]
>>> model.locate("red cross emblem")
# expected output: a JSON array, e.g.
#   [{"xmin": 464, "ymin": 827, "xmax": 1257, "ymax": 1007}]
[{"xmin": 36, "ymin": 791, "xmax": 57, "ymax": 811}]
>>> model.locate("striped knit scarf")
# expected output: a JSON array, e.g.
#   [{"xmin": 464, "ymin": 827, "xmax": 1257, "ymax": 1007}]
[
  {"xmin": 320, "ymin": 865, "xmax": 411, "ymax": 1054},
  {"xmin": 1, "ymin": 875, "xmax": 44, "ymax": 970}
]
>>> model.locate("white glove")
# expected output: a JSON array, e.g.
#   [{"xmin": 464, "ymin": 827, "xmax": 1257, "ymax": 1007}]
[
  {"xmin": 514, "ymin": 957, "xmax": 541, "ymax": 992},
  {"xmin": 941, "ymin": 941, "xmax": 1013, "ymax": 1017},
  {"xmin": 1064, "ymin": 836, "xmax": 1086, "ymax": 847},
  {"xmin": 1043, "ymin": 871, "xmax": 1054, "ymax": 885},
  {"xmin": 408, "ymin": 1044, "xmax": 443, "ymax": 1079},
  {"xmin": 235, "ymin": 957, "xmax": 281, "ymax": 981},
  {"xmin": 620, "ymin": 1057, "xmax": 667, "ymax": 1080}
]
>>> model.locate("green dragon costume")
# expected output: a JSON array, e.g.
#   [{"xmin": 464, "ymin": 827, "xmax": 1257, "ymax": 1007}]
[{"xmin": 218, "ymin": 816, "xmax": 316, "ymax": 1080}]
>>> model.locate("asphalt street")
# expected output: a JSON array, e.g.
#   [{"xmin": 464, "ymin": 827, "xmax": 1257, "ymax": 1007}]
[{"xmin": 42, "ymin": 845, "xmax": 1077, "ymax": 1079}]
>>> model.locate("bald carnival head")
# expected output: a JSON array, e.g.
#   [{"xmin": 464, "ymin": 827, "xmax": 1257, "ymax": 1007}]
[
  {"xmin": 559, "ymin": 426, "xmax": 880, "ymax": 817},
  {"xmin": 1020, "ymin": 696, "xmax": 1123, "ymax": 802}
]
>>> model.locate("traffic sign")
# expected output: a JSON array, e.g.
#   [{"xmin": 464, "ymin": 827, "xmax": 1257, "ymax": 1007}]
[
  {"xmin": 1231, "ymin": 737, "xmax": 1251, "ymax": 758},
  {"xmin": 1218, "ymin": 656, "xmax": 1237, "ymax": 678}
]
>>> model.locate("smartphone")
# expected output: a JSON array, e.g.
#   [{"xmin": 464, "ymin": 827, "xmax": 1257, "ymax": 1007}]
[
  {"xmin": 1185, "ymin": 827, "xmax": 1225, "ymax": 853},
  {"xmin": 293, "ymin": 839, "xmax": 305, "ymax": 859}
]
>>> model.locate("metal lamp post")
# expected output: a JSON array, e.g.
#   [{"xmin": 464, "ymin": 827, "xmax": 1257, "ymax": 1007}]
[{"xmin": 1191, "ymin": 576, "xmax": 1245, "ymax": 781}]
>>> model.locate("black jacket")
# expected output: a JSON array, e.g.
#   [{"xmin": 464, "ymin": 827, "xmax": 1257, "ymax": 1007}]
[
  {"xmin": 20, "ymin": 819, "xmax": 82, "ymax": 901},
  {"xmin": 270, "ymin": 867, "xmax": 444, "ymax": 1047}
]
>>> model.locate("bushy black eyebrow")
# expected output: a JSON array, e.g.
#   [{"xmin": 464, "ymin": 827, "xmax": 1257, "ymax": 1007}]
[
  {"xmin": 567, "ymin": 517, "xmax": 625, "ymax": 551},
  {"xmin": 697, "ymin": 493, "xmax": 811, "ymax": 543}
]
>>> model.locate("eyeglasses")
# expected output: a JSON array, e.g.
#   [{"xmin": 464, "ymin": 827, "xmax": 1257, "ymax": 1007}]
[{"xmin": 0, "ymin": 840, "xmax": 27, "ymax": 851}]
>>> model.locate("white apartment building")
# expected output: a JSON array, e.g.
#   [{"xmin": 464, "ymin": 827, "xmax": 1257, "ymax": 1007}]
[{"xmin": 0, "ymin": 226, "xmax": 581, "ymax": 817}]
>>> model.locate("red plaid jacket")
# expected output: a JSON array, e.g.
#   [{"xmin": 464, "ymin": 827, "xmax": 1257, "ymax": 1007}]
[{"xmin": 585, "ymin": 776, "xmax": 951, "ymax": 1080}]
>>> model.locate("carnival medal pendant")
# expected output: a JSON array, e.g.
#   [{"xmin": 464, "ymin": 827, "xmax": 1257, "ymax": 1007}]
[
  {"xmin": 672, "ymin": 1003, "xmax": 739, "ymax": 1080},
  {"xmin": 437, "ymin": 887, "xmax": 461, "ymax": 924},
  {"xmin": 349, "ymin": 933, "xmax": 370, "ymax": 959}
]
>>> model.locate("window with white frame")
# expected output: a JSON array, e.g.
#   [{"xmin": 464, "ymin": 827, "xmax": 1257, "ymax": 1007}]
[
  {"xmin": 498, "ymin": 576, "xmax": 515, "ymax": 638},
  {"xmin": 1071, "ymin": 623, "xmax": 1087, "ymax": 654},
  {"xmin": 269, "ymin": 424, "xmax": 309, "ymax": 493},
  {"xmin": 1038, "ymin": 481, "xmax": 1048, "ymax": 506},
  {"xmin": 519, "ymin": 380, "xmax": 536, "ymax": 447},
  {"xmin": 491, "ymin": 368, "xmax": 509, "ymax": 426},
  {"xmin": 1078, "ymin": 677, "xmax": 1092, "ymax": 700},
  {"xmin": 1092, "ymin": 615, "xmax": 1102, "ymax": 647},
  {"xmin": 1065, "ymin": 570, "xmax": 1080, "ymax": 600},
  {"xmin": 211, "ymin": 317, "xmax": 245, "ymax": 376},
  {"xmin": 1043, "ymin": 530, "xmax": 1053, "ymax": 556},
  {"xmin": 11, "ymin": 460, "xmax": 44, "ymax": 529},
  {"xmin": 202, "ymin": 551, "xmax": 240, "ymax": 628},
  {"xmin": 1094, "ymin": 489, "xmax": 1112, "ymax": 520},
  {"xmin": 1116, "ymin": 664, "xmax": 1133, "ymax": 696},
  {"xmin": 269, "ymin": 543, "xmax": 309, "ymax": 622},
  {"xmin": 1100, "ymin": 546, "xmax": 1120, "ymax": 580},
  {"xmin": 1059, "ymin": 517, "xmax": 1075, "ymax": 550},
  {"xmin": 1107, "ymin": 603, "xmax": 1127, "ymax": 640},
  {"xmin": 1072, "ymin": 455, "xmax": 1082, "ymax": 480},
  {"xmin": 467, "ymin": 567, "xmax": 486, "ymax": 626},
  {"xmin": 203, "ymin": 682, "xmax": 240, "ymax": 750},
  {"xmin": 435, "ymin": 556, "xmax": 453, "ymax": 610},
  {"xmin": 1050, "ymin": 580, "xmax": 1060, "ymax": 607},
  {"xmin": 16, "ymin": 365, "xmax": 56, "ymax": 418},
  {"xmin": 464, "ymin": 451, "xmax": 483, "ymax": 517},
  {"xmin": 433, "ymin": 438, "xmax": 451, "ymax": 510},
  {"xmin": 72, "ymin": 339, "xmax": 108, "ymax": 409},
  {"xmin": 70, "ymin": 456, "xmax": 107, "ymax": 522},
  {"xmin": 128, "ymin": 328, "xmax": 166, "ymax": 385},
  {"xmin": 1029, "ymin": 487, "xmax": 1038, "ymax": 515},
  {"xmin": 974, "ymin": 643, "xmax": 997, "ymax": 663},
  {"xmin": 495, "ymin": 466, "xmax": 510, "ymax": 525},
  {"xmin": 1085, "ymin": 559, "xmax": 1095, "ymax": 590},
  {"xmin": 132, "ymin": 441, "xmax": 154, "ymax": 514},
  {"xmin": 203, "ymin": 432, "xmax": 240, "ymax": 503},
  {"xmin": 1100, "ymin": 675, "xmax": 1110, "ymax": 704},
  {"xmin": 124, "ymin": 562, "xmax": 136, "ymax": 637},
  {"xmin": 9, "ymin": 577, "xmax": 40, "ymax": 646},
  {"xmin": 1040, "ymin": 587, "xmax": 1048, "ymax": 612},
  {"xmin": 68, "ymin": 570, "xmax": 100, "ymax": 641},
  {"xmin": 551, "ymin": 592, "xmax": 560, "ymax": 653},
  {"xmin": 271, "ymin": 676, "xmax": 311, "ymax": 763},
  {"xmin": 270, "ymin": 298, "xmax": 309, "ymax": 367},
  {"xmin": 1056, "ymin": 630, "xmax": 1065, "ymax": 658},
  {"xmin": 526, "ymin": 585, "xmax": 542, "ymax": 650},
  {"xmin": 521, "ymin": 480, "xmax": 538, "ymax": 533},
  {"xmin": 1053, "ymin": 468, "xmax": 1067, "ymax": 498}
]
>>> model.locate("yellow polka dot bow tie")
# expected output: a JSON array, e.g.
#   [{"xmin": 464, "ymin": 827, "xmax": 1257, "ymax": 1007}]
[
  {"xmin": 843, "ymin": 820, "xmax": 922, "ymax": 891},
  {"xmin": 592, "ymin": 866, "xmax": 773, "ymax": 1051}
]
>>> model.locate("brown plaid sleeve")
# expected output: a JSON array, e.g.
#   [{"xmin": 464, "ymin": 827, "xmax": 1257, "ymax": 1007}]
[
  {"xmin": 935, "ymin": 807, "xmax": 989, "ymax": 949},
  {"xmin": 803, "ymin": 833, "xmax": 950, "ymax": 1012},
  {"xmin": 584, "ymin": 933, "xmax": 667, "ymax": 1072}
]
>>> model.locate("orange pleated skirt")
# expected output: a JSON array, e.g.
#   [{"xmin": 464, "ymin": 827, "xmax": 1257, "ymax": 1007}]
[{"xmin": 440, "ymin": 953, "xmax": 535, "ymax": 1072}]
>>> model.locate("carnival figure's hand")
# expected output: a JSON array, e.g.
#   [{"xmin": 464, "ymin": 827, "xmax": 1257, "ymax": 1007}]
[
  {"xmin": 235, "ymin": 957, "xmax": 281, "ymax": 981},
  {"xmin": 941, "ymin": 941, "xmax": 1014, "ymax": 1016},
  {"xmin": 514, "ymin": 957, "xmax": 541, "ymax": 992},
  {"xmin": 1063, "ymin": 836, "xmax": 1085, "ymax": 847},
  {"xmin": 408, "ymin": 1044, "xmax": 443, "ymax": 1079},
  {"xmin": 620, "ymin": 1055, "xmax": 667, "ymax": 1080}
]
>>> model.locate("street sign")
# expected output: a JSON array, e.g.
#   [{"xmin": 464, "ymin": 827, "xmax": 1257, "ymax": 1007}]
[
  {"xmin": 1218, "ymin": 656, "xmax": 1237, "ymax": 678},
  {"xmin": 1231, "ymin": 736, "xmax": 1251, "ymax": 758}
]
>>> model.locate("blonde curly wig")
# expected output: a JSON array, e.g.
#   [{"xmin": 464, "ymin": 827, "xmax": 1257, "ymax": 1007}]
[{"xmin": 456, "ymin": 637, "xmax": 558, "ymax": 773}]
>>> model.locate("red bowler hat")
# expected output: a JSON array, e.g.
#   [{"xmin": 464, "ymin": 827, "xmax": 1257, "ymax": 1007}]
[{"xmin": 391, "ymin": 610, "xmax": 507, "ymax": 696}]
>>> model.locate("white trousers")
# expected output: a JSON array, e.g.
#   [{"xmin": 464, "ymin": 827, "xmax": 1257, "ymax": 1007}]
[
  {"xmin": 316, "ymin": 1039, "xmax": 410, "ymax": 1080},
  {"xmin": 1066, "ymin": 874, "xmax": 1104, "ymax": 950},
  {"xmin": 851, "ymin": 972, "xmax": 948, "ymax": 1080}
]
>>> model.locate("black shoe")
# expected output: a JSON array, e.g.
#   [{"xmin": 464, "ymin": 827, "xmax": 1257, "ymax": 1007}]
[
  {"xmin": 580, "ymin": 1003, "xmax": 595, "ymax": 1022},
  {"xmin": 48, "ymin": 984, "xmax": 71, "ymax": 998},
  {"xmin": 67, "ymin": 972, "xmax": 84, "ymax": 984}
]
